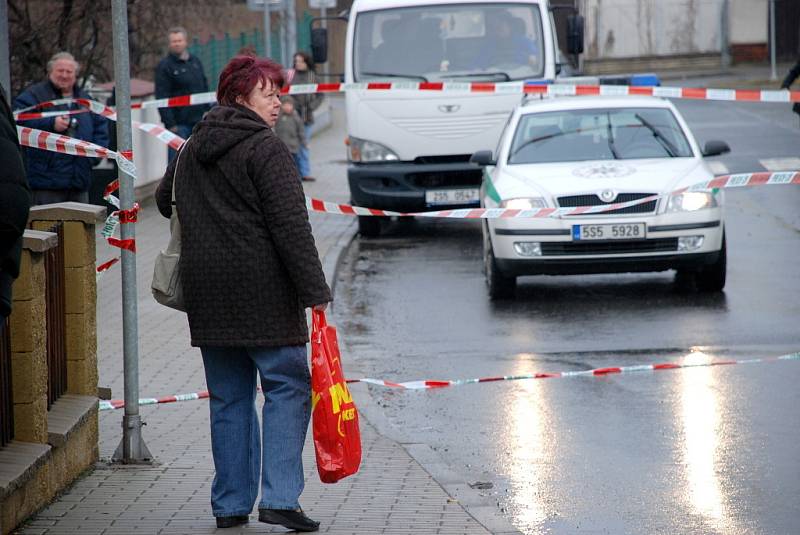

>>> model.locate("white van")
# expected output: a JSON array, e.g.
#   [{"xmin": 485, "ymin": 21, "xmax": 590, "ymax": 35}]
[{"xmin": 313, "ymin": 0, "xmax": 585, "ymax": 235}]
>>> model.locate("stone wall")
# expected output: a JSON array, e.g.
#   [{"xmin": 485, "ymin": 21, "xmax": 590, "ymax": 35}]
[{"xmin": 0, "ymin": 203, "xmax": 104, "ymax": 535}]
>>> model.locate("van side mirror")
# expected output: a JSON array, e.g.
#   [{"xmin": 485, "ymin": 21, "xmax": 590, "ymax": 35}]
[
  {"xmin": 311, "ymin": 28, "xmax": 328, "ymax": 64},
  {"xmin": 566, "ymin": 14, "xmax": 584, "ymax": 55},
  {"xmin": 470, "ymin": 150, "xmax": 496, "ymax": 166},
  {"xmin": 702, "ymin": 140, "xmax": 731, "ymax": 157}
]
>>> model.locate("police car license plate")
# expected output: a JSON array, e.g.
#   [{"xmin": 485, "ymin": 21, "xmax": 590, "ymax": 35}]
[
  {"xmin": 425, "ymin": 188, "xmax": 480, "ymax": 206},
  {"xmin": 572, "ymin": 223, "xmax": 646, "ymax": 240}
]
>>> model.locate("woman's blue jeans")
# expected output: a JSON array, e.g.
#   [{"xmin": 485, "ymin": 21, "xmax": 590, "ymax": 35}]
[
  {"xmin": 297, "ymin": 124, "xmax": 313, "ymax": 177},
  {"xmin": 200, "ymin": 345, "xmax": 311, "ymax": 518}
]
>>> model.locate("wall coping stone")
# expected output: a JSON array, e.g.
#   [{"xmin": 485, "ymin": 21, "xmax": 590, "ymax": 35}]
[
  {"xmin": 47, "ymin": 395, "xmax": 98, "ymax": 448},
  {"xmin": 29, "ymin": 202, "xmax": 106, "ymax": 224},
  {"xmin": 21, "ymin": 230, "xmax": 58, "ymax": 253},
  {"xmin": 0, "ymin": 442, "xmax": 51, "ymax": 499}
]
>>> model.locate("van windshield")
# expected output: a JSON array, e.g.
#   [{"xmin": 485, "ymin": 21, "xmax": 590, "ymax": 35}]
[
  {"xmin": 353, "ymin": 3, "xmax": 545, "ymax": 82},
  {"xmin": 508, "ymin": 108, "xmax": 694, "ymax": 164}
]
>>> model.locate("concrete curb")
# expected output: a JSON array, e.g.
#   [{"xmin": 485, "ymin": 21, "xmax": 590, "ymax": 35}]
[{"xmin": 320, "ymin": 218, "xmax": 358, "ymax": 302}]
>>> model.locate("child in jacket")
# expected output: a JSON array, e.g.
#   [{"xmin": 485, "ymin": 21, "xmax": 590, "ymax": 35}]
[{"xmin": 274, "ymin": 96, "xmax": 308, "ymax": 179}]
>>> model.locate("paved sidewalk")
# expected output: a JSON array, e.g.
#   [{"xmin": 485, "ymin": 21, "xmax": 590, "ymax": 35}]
[{"xmin": 13, "ymin": 97, "xmax": 493, "ymax": 534}]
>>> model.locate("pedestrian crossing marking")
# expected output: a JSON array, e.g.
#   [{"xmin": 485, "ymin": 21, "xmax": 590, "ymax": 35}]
[
  {"xmin": 706, "ymin": 161, "xmax": 729, "ymax": 175},
  {"xmin": 759, "ymin": 157, "xmax": 800, "ymax": 172}
]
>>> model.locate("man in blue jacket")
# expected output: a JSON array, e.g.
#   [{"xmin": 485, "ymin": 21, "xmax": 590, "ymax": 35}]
[
  {"xmin": 14, "ymin": 51, "xmax": 109, "ymax": 205},
  {"xmin": 155, "ymin": 27, "xmax": 211, "ymax": 159}
]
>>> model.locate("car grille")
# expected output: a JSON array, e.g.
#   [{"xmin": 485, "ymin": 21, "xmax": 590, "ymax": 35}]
[
  {"xmin": 390, "ymin": 113, "xmax": 508, "ymax": 140},
  {"xmin": 557, "ymin": 193, "xmax": 657, "ymax": 215},
  {"xmin": 541, "ymin": 238, "xmax": 678, "ymax": 256}
]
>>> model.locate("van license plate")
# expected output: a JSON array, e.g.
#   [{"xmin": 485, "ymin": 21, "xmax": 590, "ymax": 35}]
[
  {"xmin": 425, "ymin": 188, "xmax": 480, "ymax": 206},
  {"xmin": 572, "ymin": 223, "xmax": 646, "ymax": 240}
]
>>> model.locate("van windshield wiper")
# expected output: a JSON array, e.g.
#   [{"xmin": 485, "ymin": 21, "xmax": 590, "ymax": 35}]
[
  {"xmin": 361, "ymin": 71, "xmax": 428, "ymax": 82},
  {"xmin": 634, "ymin": 113, "xmax": 677, "ymax": 157},
  {"xmin": 441, "ymin": 71, "xmax": 511, "ymax": 82}
]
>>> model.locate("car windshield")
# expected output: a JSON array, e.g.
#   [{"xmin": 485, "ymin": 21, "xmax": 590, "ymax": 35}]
[
  {"xmin": 508, "ymin": 107, "xmax": 694, "ymax": 164},
  {"xmin": 353, "ymin": 3, "xmax": 545, "ymax": 83}
]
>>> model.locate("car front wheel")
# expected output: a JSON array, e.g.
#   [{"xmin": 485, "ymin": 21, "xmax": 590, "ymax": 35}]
[
  {"xmin": 483, "ymin": 229, "xmax": 516, "ymax": 299},
  {"xmin": 676, "ymin": 232, "xmax": 727, "ymax": 292},
  {"xmin": 695, "ymin": 233, "xmax": 727, "ymax": 292}
]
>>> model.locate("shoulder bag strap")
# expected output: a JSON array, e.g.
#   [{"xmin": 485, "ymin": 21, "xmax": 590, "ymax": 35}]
[{"xmin": 171, "ymin": 139, "xmax": 189, "ymax": 213}]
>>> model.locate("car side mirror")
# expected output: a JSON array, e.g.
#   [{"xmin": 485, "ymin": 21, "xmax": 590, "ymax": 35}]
[
  {"xmin": 470, "ymin": 150, "xmax": 496, "ymax": 166},
  {"xmin": 311, "ymin": 28, "xmax": 328, "ymax": 64},
  {"xmin": 702, "ymin": 140, "xmax": 731, "ymax": 157}
]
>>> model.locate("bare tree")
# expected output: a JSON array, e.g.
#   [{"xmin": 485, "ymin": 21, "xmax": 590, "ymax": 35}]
[{"xmin": 8, "ymin": 0, "xmax": 241, "ymax": 96}]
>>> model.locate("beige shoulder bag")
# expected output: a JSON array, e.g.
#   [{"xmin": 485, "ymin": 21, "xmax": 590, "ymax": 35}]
[{"xmin": 151, "ymin": 144, "xmax": 187, "ymax": 311}]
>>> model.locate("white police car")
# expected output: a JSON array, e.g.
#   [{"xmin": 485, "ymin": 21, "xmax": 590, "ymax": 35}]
[{"xmin": 471, "ymin": 95, "xmax": 730, "ymax": 299}]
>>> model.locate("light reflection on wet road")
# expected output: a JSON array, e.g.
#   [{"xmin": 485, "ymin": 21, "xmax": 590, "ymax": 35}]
[{"xmin": 333, "ymin": 177, "xmax": 800, "ymax": 533}]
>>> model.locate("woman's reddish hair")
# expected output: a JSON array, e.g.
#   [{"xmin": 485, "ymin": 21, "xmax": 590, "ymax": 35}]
[{"xmin": 217, "ymin": 55, "xmax": 285, "ymax": 107}]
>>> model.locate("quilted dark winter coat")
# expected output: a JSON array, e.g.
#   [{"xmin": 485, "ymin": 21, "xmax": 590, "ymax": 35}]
[
  {"xmin": 155, "ymin": 105, "xmax": 331, "ymax": 347},
  {"xmin": 0, "ymin": 85, "xmax": 30, "ymax": 318}
]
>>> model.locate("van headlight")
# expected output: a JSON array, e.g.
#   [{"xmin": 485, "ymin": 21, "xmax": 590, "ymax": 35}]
[
  {"xmin": 666, "ymin": 191, "xmax": 717, "ymax": 212},
  {"xmin": 348, "ymin": 137, "xmax": 400, "ymax": 163},
  {"xmin": 501, "ymin": 197, "xmax": 547, "ymax": 209}
]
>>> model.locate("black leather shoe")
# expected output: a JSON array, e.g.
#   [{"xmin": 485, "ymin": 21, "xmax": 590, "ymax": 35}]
[
  {"xmin": 258, "ymin": 508, "xmax": 320, "ymax": 532},
  {"xmin": 215, "ymin": 515, "xmax": 249, "ymax": 528}
]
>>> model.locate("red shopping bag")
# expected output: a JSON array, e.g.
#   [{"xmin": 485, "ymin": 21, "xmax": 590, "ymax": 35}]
[{"xmin": 311, "ymin": 309, "xmax": 362, "ymax": 483}]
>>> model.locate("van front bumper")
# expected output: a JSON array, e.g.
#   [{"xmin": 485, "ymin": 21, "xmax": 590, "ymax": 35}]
[{"xmin": 348, "ymin": 161, "xmax": 483, "ymax": 212}]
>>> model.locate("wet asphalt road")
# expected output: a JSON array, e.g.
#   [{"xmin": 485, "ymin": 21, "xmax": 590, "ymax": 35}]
[{"xmin": 332, "ymin": 99, "xmax": 800, "ymax": 534}]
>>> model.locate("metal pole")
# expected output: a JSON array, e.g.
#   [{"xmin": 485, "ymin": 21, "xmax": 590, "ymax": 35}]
[
  {"xmin": 287, "ymin": 0, "xmax": 297, "ymax": 63},
  {"xmin": 321, "ymin": 6, "xmax": 329, "ymax": 80},
  {"xmin": 0, "ymin": 0, "xmax": 10, "ymax": 92},
  {"xmin": 264, "ymin": 0, "xmax": 272, "ymax": 59},
  {"xmin": 769, "ymin": 0, "xmax": 777, "ymax": 81},
  {"xmin": 110, "ymin": 0, "xmax": 150, "ymax": 464}
]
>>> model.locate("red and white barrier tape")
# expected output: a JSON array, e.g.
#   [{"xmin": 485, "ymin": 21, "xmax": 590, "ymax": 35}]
[
  {"xmin": 15, "ymin": 108, "xmax": 90, "ymax": 121},
  {"xmin": 16, "ymin": 117, "xmax": 800, "ymax": 222},
  {"xmin": 355, "ymin": 352, "xmax": 800, "ymax": 389},
  {"xmin": 13, "ymin": 83, "xmax": 800, "ymax": 120},
  {"xmin": 306, "ymin": 171, "xmax": 800, "ymax": 219},
  {"xmin": 16, "ymin": 125, "xmax": 136, "ymax": 177},
  {"xmin": 99, "ymin": 390, "xmax": 209, "ymax": 411},
  {"xmin": 96, "ymin": 257, "xmax": 120, "ymax": 279},
  {"xmin": 14, "ymin": 98, "xmax": 186, "ymax": 151},
  {"xmin": 17, "ymin": 118, "xmax": 800, "ymax": 220},
  {"xmin": 97, "ymin": 352, "xmax": 799, "ymax": 410},
  {"xmin": 16, "ymin": 126, "xmax": 140, "ymax": 254}
]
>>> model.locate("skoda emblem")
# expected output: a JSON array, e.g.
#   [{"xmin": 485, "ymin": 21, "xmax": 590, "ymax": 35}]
[
  {"xmin": 599, "ymin": 189, "xmax": 617, "ymax": 203},
  {"xmin": 438, "ymin": 104, "xmax": 460, "ymax": 113}
]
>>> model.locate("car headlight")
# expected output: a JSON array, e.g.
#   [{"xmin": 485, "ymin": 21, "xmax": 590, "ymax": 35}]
[
  {"xmin": 348, "ymin": 136, "xmax": 400, "ymax": 163},
  {"xmin": 501, "ymin": 197, "xmax": 547, "ymax": 210},
  {"xmin": 666, "ymin": 191, "xmax": 717, "ymax": 212}
]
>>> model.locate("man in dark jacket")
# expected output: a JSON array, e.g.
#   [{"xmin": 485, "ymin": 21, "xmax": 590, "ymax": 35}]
[
  {"xmin": 14, "ymin": 51, "xmax": 109, "ymax": 205},
  {"xmin": 155, "ymin": 27, "xmax": 211, "ymax": 158},
  {"xmin": 0, "ymin": 83, "xmax": 31, "ymax": 331}
]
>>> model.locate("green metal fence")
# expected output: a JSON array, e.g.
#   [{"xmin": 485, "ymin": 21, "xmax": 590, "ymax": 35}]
[{"xmin": 189, "ymin": 11, "xmax": 313, "ymax": 89}]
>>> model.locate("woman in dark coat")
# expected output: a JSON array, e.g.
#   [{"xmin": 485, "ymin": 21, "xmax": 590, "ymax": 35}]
[
  {"xmin": 155, "ymin": 56, "xmax": 331, "ymax": 532},
  {"xmin": 0, "ymin": 84, "xmax": 31, "ymax": 330}
]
